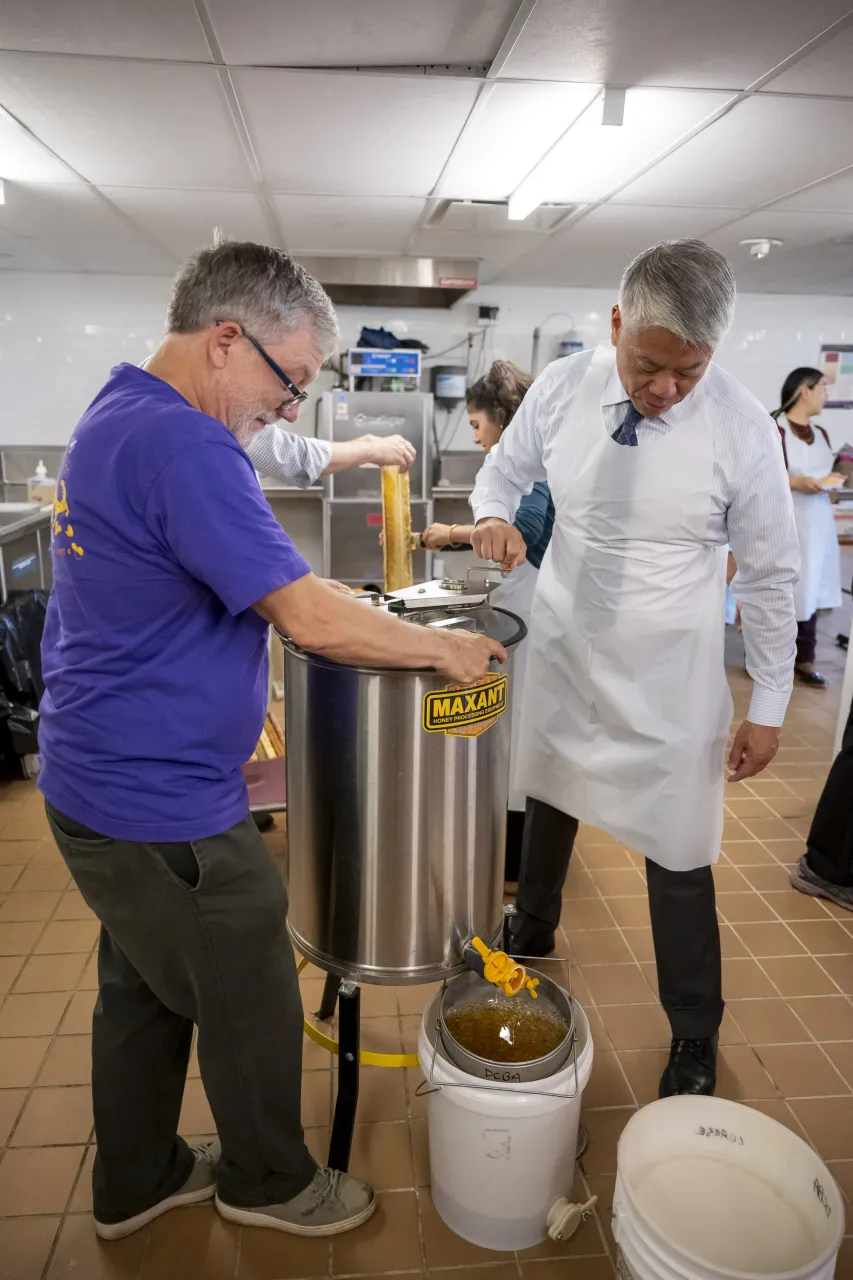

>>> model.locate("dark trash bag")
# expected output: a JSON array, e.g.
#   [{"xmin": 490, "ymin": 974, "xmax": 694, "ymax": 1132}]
[
  {"xmin": 0, "ymin": 589, "xmax": 49, "ymax": 707},
  {"xmin": 0, "ymin": 590, "xmax": 49, "ymax": 778}
]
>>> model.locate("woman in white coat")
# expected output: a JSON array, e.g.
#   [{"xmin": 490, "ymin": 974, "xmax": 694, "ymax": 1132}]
[
  {"xmin": 772, "ymin": 368, "xmax": 842, "ymax": 688},
  {"xmin": 420, "ymin": 361, "xmax": 554, "ymax": 885}
]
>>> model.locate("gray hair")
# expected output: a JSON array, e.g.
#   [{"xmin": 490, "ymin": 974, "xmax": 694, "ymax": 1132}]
[
  {"xmin": 618, "ymin": 238, "xmax": 736, "ymax": 350},
  {"xmin": 166, "ymin": 237, "xmax": 339, "ymax": 356}
]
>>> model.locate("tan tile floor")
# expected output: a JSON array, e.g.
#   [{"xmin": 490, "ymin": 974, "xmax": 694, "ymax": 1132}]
[{"xmin": 1, "ymin": 617, "xmax": 853, "ymax": 1277}]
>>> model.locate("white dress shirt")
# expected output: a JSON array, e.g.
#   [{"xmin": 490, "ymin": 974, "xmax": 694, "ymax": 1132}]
[
  {"xmin": 248, "ymin": 424, "xmax": 332, "ymax": 488},
  {"xmin": 471, "ymin": 347, "xmax": 799, "ymax": 727}
]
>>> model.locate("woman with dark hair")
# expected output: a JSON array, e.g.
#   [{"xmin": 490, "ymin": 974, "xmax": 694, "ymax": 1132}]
[
  {"xmin": 772, "ymin": 367, "xmax": 842, "ymax": 687},
  {"xmin": 421, "ymin": 360, "xmax": 554, "ymax": 883}
]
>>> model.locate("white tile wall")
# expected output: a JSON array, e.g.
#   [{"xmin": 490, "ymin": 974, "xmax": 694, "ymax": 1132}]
[{"xmin": 1, "ymin": 270, "xmax": 851, "ymax": 451}]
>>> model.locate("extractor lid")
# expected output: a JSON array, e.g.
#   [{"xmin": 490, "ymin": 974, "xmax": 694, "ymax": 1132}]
[{"xmin": 295, "ymin": 256, "xmax": 479, "ymax": 309}]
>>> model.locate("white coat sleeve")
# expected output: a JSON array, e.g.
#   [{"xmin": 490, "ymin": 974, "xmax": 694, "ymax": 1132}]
[
  {"xmin": 247, "ymin": 424, "xmax": 332, "ymax": 488},
  {"xmin": 727, "ymin": 428, "xmax": 799, "ymax": 727},
  {"xmin": 469, "ymin": 372, "xmax": 552, "ymax": 526}
]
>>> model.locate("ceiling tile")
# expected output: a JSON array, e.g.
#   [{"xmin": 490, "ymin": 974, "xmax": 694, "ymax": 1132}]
[
  {"xmin": 0, "ymin": 232, "xmax": 73, "ymax": 271},
  {"xmin": 206, "ymin": 0, "xmax": 517, "ymax": 66},
  {"xmin": 615, "ymin": 95, "xmax": 853, "ymax": 208},
  {"xmin": 99, "ymin": 188, "xmax": 271, "ymax": 258},
  {"xmin": 491, "ymin": 204, "xmax": 737, "ymax": 286},
  {"xmin": 412, "ymin": 223, "xmax": 543, "ymax": 280},
  {"xmin": 707, "ymin": 209, "xmax": 853, "ymax": 246},
  {"xmin": 0, "ymin": 0, "xmax": 210, "ymax": 59},
  {"xmin": 497, "ymin": 0, "xmax": 853, "ymax": 89},
  {"xmin": 762, "ymin": 20, "xmax": 853, "ymax": 95},
  {"xmin": 707, "ymin": 211, "xmax": 853, "ymax": 295},
  {"xmin": 32, "ymin": 239, "xmax": 179, "ymax": 274},
  {"xmin": 0, "ymin": 106, "xmax": 79, "ymax": 183},
  {"xmin": 435, "ymin": 82, "xmax": 599, "ymax": 201},
  {"xmin": 521, "ymin": 88, "xmax": 732, "ymax": 205},
  {"xmin": 236, "ymin": 69, "xmax": 479, "ymax": 196},
  {"xmin": 271, "ymin": 194, "xmax": 424, "ymax": 254},
  {"xmin": 0, "ymin": 182, "xmax": 146, "ymax": 243},
  {"xmin": 0, "ymin": 54, "xmax": 254, "ymax": 188},
  {"xmin": 771, "ymin": 168, "xmax": 853, "ymax": 213},
  {"xmin": 727, "ymin": 244, "xmax": 853, "ymax": 294}
]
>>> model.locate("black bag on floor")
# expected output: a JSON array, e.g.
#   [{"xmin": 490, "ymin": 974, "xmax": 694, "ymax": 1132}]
[{"xmin": 0, "ymin": 589, "xmax": 49, "ymax": 708}]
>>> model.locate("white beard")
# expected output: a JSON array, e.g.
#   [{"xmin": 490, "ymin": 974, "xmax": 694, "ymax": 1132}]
[{"xmin": 231, "ymin": 405, "xmax": 279, "ymax": 451}]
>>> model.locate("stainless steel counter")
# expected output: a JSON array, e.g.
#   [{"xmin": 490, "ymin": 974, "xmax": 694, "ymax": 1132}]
[{"xmin": 0, "ymin": 504, "xmax": 53, "ymax": 602}]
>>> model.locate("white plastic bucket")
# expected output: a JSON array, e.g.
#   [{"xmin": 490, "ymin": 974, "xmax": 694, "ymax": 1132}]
[
  {"xmin": 418, "ymin": 991, "xmax": 594, "ymax": 1251},
  {"xmin": 613, "ymin": 1096, "xmax": 845, "ymax": 1280}
]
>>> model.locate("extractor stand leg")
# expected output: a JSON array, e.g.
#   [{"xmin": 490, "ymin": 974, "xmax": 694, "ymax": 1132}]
[
  {"xmin": 317, "ymin": 971, "xmax": 340, "ymax": 1022},
  {"xmin": 328, "ymin": 981, "xmax": 361, "ymax": 1173}
]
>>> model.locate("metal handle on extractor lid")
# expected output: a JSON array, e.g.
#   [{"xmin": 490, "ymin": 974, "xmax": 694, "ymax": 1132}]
[{"xmin": 465, "ymin": 937, "xmax": 539, "ymax": 998}]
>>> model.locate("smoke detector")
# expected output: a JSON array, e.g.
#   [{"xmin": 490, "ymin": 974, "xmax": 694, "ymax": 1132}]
[{"xmin": 739, "ymin": 238, "xmax": 783, "ymax": 260}]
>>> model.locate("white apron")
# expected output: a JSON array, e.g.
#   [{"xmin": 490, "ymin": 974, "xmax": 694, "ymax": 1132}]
[
  {"xmin": 489, "ymin": 557, "xmax": 539, "ymax": 812},
  {"xmin": 515, "ymin": 343, "xmax": 732, "ymax": 872},
  {"xmin": 780, "ymin": 421, "xmax": 842, "ymax": 621}
]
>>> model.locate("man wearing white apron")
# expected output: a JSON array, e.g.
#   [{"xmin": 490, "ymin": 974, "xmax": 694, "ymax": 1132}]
[{"xmin": 471, "ymin": 240, "xmax": 799, "ymax": 1098}]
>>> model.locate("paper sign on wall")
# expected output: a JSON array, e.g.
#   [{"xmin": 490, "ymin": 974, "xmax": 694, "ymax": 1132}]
[{"xmin": 820, "ymin": 345, "xmax": 853, "ymax": 408}]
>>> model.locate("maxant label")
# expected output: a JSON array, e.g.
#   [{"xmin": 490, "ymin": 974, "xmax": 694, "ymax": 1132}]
[{"xmin": 422, "ymin": 673, "xmax": 509, "ymax": 737}]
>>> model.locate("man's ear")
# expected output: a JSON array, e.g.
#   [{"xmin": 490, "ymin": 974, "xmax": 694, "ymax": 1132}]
[
  {"xmin": 209, "ymin": 321, "xmax": 241, "ymax": 370},
  {"xmin": 610, "ymin": 304, "xmax": 622, "ymax": 348}
]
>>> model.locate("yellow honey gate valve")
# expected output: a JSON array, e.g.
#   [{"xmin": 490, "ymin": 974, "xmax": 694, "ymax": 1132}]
[{"xmin": 469, "ymin": 937, "xmax": 539, "ymax": 998}]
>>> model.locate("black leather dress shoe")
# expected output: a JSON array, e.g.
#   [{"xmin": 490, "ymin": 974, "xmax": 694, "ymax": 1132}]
[
  {"xmin": 503, "ymin": 914, "xmax": 556, "ymax": 960},
  {"xmin": 659, "ymin": 1035, "xmax": 719, "ymax": 1098},
  {"xmin": 795, "ymin": 667, "xmax": 828, "ymax": 688}
]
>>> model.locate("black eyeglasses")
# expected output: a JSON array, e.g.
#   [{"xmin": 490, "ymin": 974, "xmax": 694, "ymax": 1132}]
[{"xmin": 216, "ymin": 321, "xmax": 308, "ymax": 407}]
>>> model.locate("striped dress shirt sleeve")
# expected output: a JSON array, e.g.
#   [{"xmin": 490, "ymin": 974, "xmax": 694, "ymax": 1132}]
[{"xmin": 247, "ymin": 424, "xmax": 332, "ymax": 488}]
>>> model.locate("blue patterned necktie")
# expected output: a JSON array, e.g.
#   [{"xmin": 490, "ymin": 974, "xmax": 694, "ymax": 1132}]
[{"xmin": 612, "ymin": 402, "xmax": 643, "ymax": 447}]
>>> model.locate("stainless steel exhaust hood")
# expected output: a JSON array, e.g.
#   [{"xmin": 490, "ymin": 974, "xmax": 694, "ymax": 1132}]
[{"xmin": 296, "ymin": 256, "xmax": 479, "ymax": 309}]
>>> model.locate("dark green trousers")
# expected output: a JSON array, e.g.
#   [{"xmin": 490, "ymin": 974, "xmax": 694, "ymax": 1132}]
[{"xmin": 45, "ymin": 804, "xmax": 315, "ymax": 1224}]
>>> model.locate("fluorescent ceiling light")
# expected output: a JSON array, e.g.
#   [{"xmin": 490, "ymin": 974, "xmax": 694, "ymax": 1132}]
[
  {"xmin": 436, "ymin": 82, "xmax": 599, "ymax": 204},
  {"xmin": 508, "ymin": 92, "xmax": 603, "ymax": 221},
  {"xmin": 507, "ymin": 186, "xmax": 545, "ymax": 222},
  {"xmin": 507, "ymin": 87, "xmax": 730, "ymax": 218}
]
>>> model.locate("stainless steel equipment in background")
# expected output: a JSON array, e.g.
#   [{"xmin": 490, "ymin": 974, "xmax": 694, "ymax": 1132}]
[
  {"xmin": 317, "ymin": 390, "xmax": 434, "ymax": 589},
  {"xmin": 281, "ymin": 592, "xmax": 524, "ymax": 985},
  {"xmin": 0, "ymin": 447, "xmax": 65, "ymax": 504},
  {"xmin": 0, "ymin": 505, "xmax": 53, "ymax": 601}
]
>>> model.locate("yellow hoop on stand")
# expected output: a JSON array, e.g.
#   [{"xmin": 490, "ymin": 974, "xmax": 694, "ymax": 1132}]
[{"xmin": 297, "ymin": 957, "xmax": 419, "ymax": 1069}]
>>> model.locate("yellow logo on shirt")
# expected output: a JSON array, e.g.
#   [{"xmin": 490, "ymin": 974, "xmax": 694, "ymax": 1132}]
[
  {"xmin": 422, "ymin": 673, "xmax": 509, "ymax": 737},
  {"xmin": 53, "ymin": 481, "xmax": 84, "ymax": 558}
]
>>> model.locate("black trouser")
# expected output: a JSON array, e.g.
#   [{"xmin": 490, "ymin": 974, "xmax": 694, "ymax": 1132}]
[
  {"xmin": 511, "ymin": 797, "xmax": 724, "ymax": 1040},
  {"xmin": 796, "ymin": 613, "xmax": 818, "ymax": 666},
  {"xmin": 805, "ymin": 694, "xmax": 853, "ymax": 887},
  {"xmin": 505, "ymin": 809, "xmax": 525, "ymax": 882},
  {"xmin": 45, "ymin": 804, "xmax": 315, "ymax": 1225}
]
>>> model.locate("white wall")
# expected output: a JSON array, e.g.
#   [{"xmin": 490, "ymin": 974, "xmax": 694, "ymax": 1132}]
[{"xmin": 1, "ymin": 271, "xmax": 851, "ymax": 451}]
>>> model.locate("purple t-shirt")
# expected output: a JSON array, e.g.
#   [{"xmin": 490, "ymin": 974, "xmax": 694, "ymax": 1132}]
[{"xmin": 39, "ymin": 363, "xmax": 310, "ymax": 841}]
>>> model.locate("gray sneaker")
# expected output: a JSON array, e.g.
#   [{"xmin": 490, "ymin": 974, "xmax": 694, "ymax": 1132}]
[
  {"xmin": 790, "ymin": 855, "xmax": 853, "ymax": 913},
  {"xmin": 215, "ymin": 1166, "xmax": 375, "ymax": 1237},
  {"xmin": 95, "ymin": 1141, "xmax": 219, "ymax": 1241}
]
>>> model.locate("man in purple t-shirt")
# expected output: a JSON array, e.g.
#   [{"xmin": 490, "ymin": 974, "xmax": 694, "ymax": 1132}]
[{"xmin": 40, "ymin": 240, "xmax": 504, "ymax": 1243}]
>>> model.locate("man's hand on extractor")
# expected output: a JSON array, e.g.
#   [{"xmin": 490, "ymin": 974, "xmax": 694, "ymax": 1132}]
[
  {"xmin": 437, "ymin": 630, "xmax": 506, "ymax": 685},
  {"xmin": 471, "ymin": 518, "xmax": 527, "ymax": 570},
  {"xmin": 727, "ymin": 721, "xmax": 780, "ymax": 782}
]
